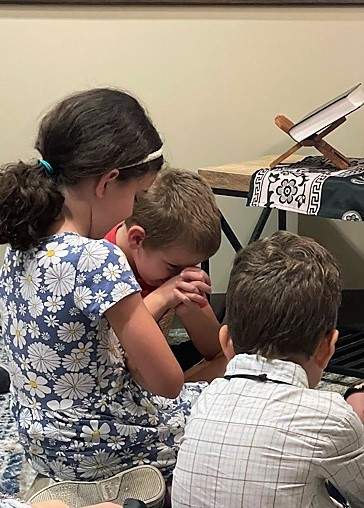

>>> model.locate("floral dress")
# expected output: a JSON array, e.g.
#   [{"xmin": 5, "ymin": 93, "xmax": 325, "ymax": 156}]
[{"xmin": 0, "ymin": 233, "xmax": 204, "ymax": 481}]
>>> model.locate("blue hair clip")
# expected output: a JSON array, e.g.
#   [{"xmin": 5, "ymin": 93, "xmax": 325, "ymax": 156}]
[{"xmin": 38, "ymin": 159, "xmax": 54, "ymax": 176}]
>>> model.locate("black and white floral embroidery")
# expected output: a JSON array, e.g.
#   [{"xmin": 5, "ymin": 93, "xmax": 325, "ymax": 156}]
[
  {"xmin": 248, "ymin": 156, "xmax": 364, "ymax": 220},
  {"xmin": 342, "ymin": 211, "xmax": 362, "ymax": 221},
  {"xmin": 276, "ymin": 179, "xmax": 298, "ymax": 205}
]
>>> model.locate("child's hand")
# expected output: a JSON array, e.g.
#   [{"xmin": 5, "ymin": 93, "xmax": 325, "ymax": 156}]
[
  {"xmin": 180, "ymin": 267, "xmax": 211, "ymax": 288},
  {"xmin": 143, "ymin": 267, "xmax": 211, "ymax": 321},
  {"xmin": 175, "ymin": 267, "xmax": 211, "ymax": 312},
  {"xmin": 156, "ymin": 271, "xmax": 211, "ymax": 309}
]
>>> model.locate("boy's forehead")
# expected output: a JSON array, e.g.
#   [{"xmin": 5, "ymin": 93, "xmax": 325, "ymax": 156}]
[{"xmin": 160, "ymin": 244, "xmax": 204, "ymax": 266}]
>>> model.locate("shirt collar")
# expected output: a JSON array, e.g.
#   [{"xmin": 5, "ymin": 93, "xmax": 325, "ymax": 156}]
[{"xmin": 225, "ymin": 354, "xmax": 309, "ymax": 389}]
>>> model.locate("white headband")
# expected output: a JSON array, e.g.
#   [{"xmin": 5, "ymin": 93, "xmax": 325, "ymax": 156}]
[{"xmin": 121, "ymin": 146, "xmax": 163, "ymax": 170}]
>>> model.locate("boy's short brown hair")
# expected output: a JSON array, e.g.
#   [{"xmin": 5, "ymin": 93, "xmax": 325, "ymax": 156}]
[
  {"xmin": 125, "ymin": 168, "xmax": 221, "ymax": 258},
  {"xmin": 226, "ymin": 231, "xmax": 342, "ymax": 360}
]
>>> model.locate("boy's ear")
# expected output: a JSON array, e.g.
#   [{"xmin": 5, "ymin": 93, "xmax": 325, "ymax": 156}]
[
  {"xmin": 313, "ymin": 328, "xmax": 339, "ymax": 370},
  {"xmin": 219, "ymin": 325, "xmax": 236, "ymax": 361},
  {"xmin": 127, "ymin": 225, "xmax": 147, "ymax": 250}
]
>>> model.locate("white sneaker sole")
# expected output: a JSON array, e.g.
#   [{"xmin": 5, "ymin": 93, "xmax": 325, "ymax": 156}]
[{"xmin": 27, "ymin": 465, "xmax": 166, "ymax": 508}]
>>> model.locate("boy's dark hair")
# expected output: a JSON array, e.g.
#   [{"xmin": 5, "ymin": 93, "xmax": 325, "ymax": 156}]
[
  {"xmin": 226, "ymin": 231, "xmax": 342, "ymax": 360},
  {"xmin": 0, "ymin": 88, "xmax": 163, "ymax": 251},
  {"xmin": 125, "ymin": 169, "xmax": 221, "ymax": 259}
]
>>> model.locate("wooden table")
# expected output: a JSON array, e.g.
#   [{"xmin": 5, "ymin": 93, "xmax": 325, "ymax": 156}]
[{"xmin": 199, "ymin": 155, "xmax": 299, "ymax": 193}]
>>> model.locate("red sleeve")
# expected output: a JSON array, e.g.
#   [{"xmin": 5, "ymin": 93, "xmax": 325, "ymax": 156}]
[{"xmin": 104, "ymin": 224, "xmax": 122, "ymax": 245}]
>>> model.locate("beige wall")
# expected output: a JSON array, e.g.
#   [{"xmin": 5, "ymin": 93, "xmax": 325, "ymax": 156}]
[
  {"xmin": 1, "ymin": 4, "xmax": 364, "ymax": 290},
  {"xmin": 299, "ymin": 218, "xmax": 364, "ymax": 289}
]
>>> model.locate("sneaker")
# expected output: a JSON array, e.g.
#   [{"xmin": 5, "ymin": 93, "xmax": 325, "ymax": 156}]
[{"xmin": 27, "ymin": 465, "xmax": 165, "ymax": 508}]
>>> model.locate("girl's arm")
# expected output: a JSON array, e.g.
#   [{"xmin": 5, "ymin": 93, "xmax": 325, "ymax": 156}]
[
  {"xmin": 106, "ymin": 293, "xmax": 184, "ymax": 398},
  {"xmin": 176, "ymin": 301, "xmax": 221, "ymax": 360}
]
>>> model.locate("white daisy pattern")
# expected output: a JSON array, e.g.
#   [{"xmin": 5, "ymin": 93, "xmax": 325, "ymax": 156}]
[
  {"xmin": 80, "ymin": 420, "xmax": 111, "ymax": 444},
  {"xmin": 57, "ymin": 322, "xmax": 85, "ymax": 343},
  {"xmin": 111, "ymin": 282, "xmax": 135, "ymax": 302},
  {"xmin": 10, "ymin": 318, "xmax": 27, "ymax": 348},
  {"xmin": 45, "ymin": 295, "xmax": 65, "ymax": 313},
  {"xmin": 19, "ymin": 408, "xmax": 32, "ymax": 429},
  {"xmin": 62, "ymin": 352, "xmax": 90, "ymax": 372},
  {"xmin": 2, "ymin": 257, "xmax": 11, "ymax": 275},
  {"xmin": 28, "ymin": 321, "xmax": 41, "ymax": 339},
  {"xmin": 77, "ymin": 452, "xmax": 122, "ymax": 480},
  {"xmin": 4, "ymin": 277, "xmax": 13, "ymax": 295},
  {"xmin": 19, "ymin": 303, "xmax": 27, "ymax": 316},
  {"xmin": 24, "ymin": 372, "xmax": 51, "ymax": 398},
  {"xmin": 19, "ymin": 354, "xmax": 31, "ymax": 371},
  {"xmin": 44, "ymin": 422, "xmax": 76, "ymax": 442},
  {"xmin": 107, "ymin": 435, "xmax": 125, "ymax": 450},
  {"xmin": 37, "ymin": 241, "xmax": 69, "ymax": 268},
  {"xmin": 8, "ymin": 301, "xmax": 17, "ymax": 319},
  {"xmin": 78, "ymin": 243, "xmax": 109, "ymax": 273},
  {"xmin": 28, "ymin": 342, "xmax": 61, "ymax": 373},
  {"xmin": 94, "ymin": 290, "xmax": 107, "ymax": 304},
  {"xmin": 7, "ymin": 361, "xmax": 25, "ymax": 389},
  {"xmin": 93, "ymin": 274, "xmax": 103, "ymax": 284},
  {"xmin": 74, "ymin": 286, "xmax": 93, "ymax": 310},
  {"xmin": 102, "ymin": 262, "xmax": 122, "ymax": 282},
  {"xmin": 72, "ymin": 341, "xmax": 93, "ymax": 356},
  {"xmin": 44, "ymin": 315, "xmax": 59, "ymax": 328},
  {"xmin": 0, "ymin": 233, "xmax": 203, "ymax": 482},
  {"xmin": 46, "ymin": 399, "xmax": 73, "ymax": 412},
  {"xmin": 28, "ymin": 295, "xmax": 44, "ymax": 319},
  {"xmin": 45, "ymin": 262, "xmax": 76, "ymax": 297},
  {"xmin": 54, "ymin": 372, "xmax": 95, "ymax": 400},
  {"xmin": 28, "ymin": 421, "xmax": 44, "ymax": 440},
  {"xmin": 76, "ymin": 274, "xmax": 86, "ymax": 284},
  {"xmin": 20, "ymin": 259, "xmax": 42, "ymax": 300},
  {"xmin": 48, "ymin": 459, "xmax": 76, "ymax": 481},
  {"xmin": 0, "ymin": 297, "xmax": 9, "ymax": 333}
]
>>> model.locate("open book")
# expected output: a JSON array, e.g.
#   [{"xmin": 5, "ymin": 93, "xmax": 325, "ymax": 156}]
[{"xmin": 289, "ymin": 84, "xmax": 364, "ymax": 142}]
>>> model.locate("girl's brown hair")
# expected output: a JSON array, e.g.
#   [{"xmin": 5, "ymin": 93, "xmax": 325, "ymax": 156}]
[{"xmin": 0, "ymin": 88, "xmax": 163, "ymax": 251}]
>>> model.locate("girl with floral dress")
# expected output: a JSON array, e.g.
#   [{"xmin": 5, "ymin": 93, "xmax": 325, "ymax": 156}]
[{"xmin": 0, "ymin": 89, "xmax": 207, "ymax": 484}]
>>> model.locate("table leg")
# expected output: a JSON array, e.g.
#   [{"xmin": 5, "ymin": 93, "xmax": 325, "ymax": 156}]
[
  {"xmin": 201, "ymin": 260, "xmax": 210, "ymax": 276},
  {"xmin": 248, "ymin": 208, "xmax": 272, "ymax": 244},
  {"xmin": 278, "ymin": 209, "xmax": 287, "ymax": 231},
  {"xmin": 201, "ymin": 211, "xmax": 242, "ymax": 283},
  {"xmin": 220, "ymin": 212, "xmax": 242, "ymax": 253}
]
